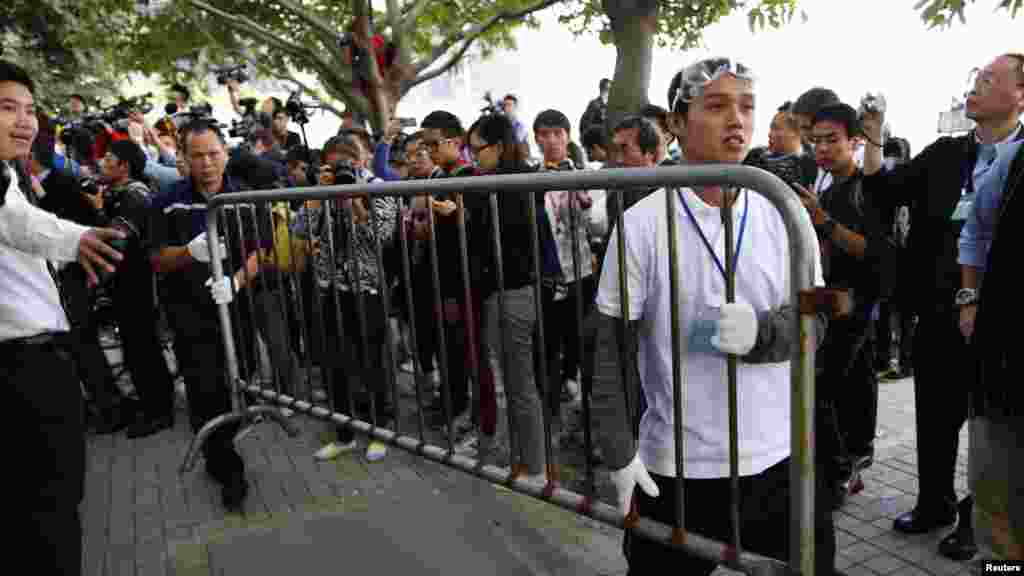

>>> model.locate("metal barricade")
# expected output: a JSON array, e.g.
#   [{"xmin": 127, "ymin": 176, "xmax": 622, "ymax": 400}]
[{"xmin": 184, "ymin": 165, "xmax": 821, "ymax": 576}]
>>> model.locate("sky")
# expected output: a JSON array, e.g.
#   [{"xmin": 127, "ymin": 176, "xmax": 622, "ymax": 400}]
[{"xmin": 188, "ymin": 0, "xmax": 1020, "ymax": 156}]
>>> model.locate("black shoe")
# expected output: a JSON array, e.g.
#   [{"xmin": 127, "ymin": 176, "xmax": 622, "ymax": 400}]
[
  {"xmin": 125, "ymin": 414, "xmax": 174, "ymax": 439},
  {"xmin": 893, "ymin": 505, "xmax": 957, "ymax": 534},
  {"xmin": 221, "ymin": 475, "xmax": 249, "ymax": 512},
  {"xmin": 939, "ymin": 496, "xmax": 977, "ymax": 561}
]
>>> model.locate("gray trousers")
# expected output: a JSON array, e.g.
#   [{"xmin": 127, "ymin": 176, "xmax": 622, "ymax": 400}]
[
  {"xmin": 254, "ymin": 290, "xmax": 305, "ymax": 399},
  {"xmin": 486, "ymin": 286, "xmax": 546, "ymax": 476},
  {"xmin": 969, "ymin": 415, "xmax": 1023, "ymax": 561}
]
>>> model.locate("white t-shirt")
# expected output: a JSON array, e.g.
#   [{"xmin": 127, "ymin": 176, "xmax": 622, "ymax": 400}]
[{"xmin": 595, "ymin": 187, "xmax": 824, "ymax": 479}]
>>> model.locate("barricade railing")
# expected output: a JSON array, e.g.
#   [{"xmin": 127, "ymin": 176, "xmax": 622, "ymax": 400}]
[{"xmin": 184, "ymin": 165, "xmax": 824, "ymax": 576}]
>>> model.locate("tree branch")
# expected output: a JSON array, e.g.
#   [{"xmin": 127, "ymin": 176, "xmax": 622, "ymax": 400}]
[
  {"xmin": 188, "ymin": 0, "xmax": 355, "ymax": 106},
  {"xmin": 231, "ymin": 50, "xmax": 347, "ymax": 120},
  {"xmin": 272, "ymin": 0, "xmax": 344, "ymax": 48},
  {"xmin": 410, "ymin": 0, "xmax": 563, "ymax": 83}
]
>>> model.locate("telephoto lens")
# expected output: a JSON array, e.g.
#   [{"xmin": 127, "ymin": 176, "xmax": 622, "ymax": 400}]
[{"xmin": 97, "ymin": 216, "xmax": 139, "ymax": 285}]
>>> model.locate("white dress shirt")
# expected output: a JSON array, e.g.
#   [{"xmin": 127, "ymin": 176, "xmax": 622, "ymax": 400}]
[{"xmin": 0, "ymin": 161, "xmax": 88, "ymax": 340}]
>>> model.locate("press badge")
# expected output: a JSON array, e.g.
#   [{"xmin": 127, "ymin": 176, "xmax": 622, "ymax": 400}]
[{"xmin": 950, "ymin": 190, "xmax": 975, "ymax": 223}]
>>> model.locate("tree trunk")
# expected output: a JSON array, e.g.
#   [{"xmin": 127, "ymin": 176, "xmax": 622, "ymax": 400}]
[{"xmin": 602, "ymin": 0, "xmax": 658, "ymax": 151}]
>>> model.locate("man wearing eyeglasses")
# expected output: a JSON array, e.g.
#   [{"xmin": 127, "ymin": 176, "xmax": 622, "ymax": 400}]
[
  {"xmin": 591, "ymin": 57, "xmax": 835, "ymax": 575},
  {"xmin": 861, "ymin": 53, "xmax": 1024, "ymax": 560}
]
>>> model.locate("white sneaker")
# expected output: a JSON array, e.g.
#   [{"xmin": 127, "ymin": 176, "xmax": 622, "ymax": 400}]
[
  {"xmin": 280, "ymin": 407, "xmax": 294, "ymax": 418},
  {"xmin": 365, "ymin": 440, "xmax": 388, "ymax": 461},
  {"xmin": 314, "ymin": 440, "xmax": 358, "ymax": 461}
]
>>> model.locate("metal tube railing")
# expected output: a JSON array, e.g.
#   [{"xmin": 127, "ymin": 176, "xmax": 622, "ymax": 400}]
[{"xmin": 196, "ymin": 165, "xmax": 818, "ymax": 576}]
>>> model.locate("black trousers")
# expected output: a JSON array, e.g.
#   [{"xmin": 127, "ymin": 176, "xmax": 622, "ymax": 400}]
[
  {"xmin": 538, "ymin": 275, "xmax": 596, "ymax": 424},
  {"xmin": 111, "ymin": 263, "xmax": 175, "ymax": 419},
  {"xmin": 822, "ymin": 321, "xmax": 878, "ymax": 466},
  {"xmin": 912, "ymin": 310, "xmax": 970, "ymax": 512},
  {"xmin": 165, "ymin": 301, "xmax": 243, "ymax": 483},
  {"xmin": 624, "ymin": 457, "xmax": 836, "ymax": 575},
  {"xmin": 59, "ymin": 265, "xmax": 120, "ymax": 410},
  {"xmin": 321, "ymin": 290, "xmax": 390, "ymax": 443},
  {"xmin": 5, "ymin": 335, "xmax": 85, "ymax": 575},
  {"xmin": 413, "ymin": 260, "xmax": 438, "ymax": 374}
]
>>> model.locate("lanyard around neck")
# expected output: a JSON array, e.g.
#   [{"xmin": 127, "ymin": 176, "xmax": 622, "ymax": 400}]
[{"xmin": 678, "ymin": 188, "xmax": 749, "ymax": 282}]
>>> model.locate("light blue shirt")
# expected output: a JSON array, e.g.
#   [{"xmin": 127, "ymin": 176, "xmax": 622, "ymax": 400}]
[{"xmin": 958, "ymin": 138, "xmax": 1023, "ymax": 269}]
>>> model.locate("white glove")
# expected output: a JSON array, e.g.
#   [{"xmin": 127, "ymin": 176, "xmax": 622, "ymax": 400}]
[
  {"xmin": 186, "ymin": 233, "xmax": 227, "ymax": 263},
  {"xmin": 711, "ymin": 301, "xmax": 758, "ymax": 356},
  {"xmin": 608, "ymin": 454, "xmax": 659, "ymax": 518},
  {"xmin": 205, "ymin": 276, "xmax": 237, "ymax": 304}
]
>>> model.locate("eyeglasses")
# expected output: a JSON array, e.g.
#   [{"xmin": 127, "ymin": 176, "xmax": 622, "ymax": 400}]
[{"xmin": 672, "ymin": 57, "xmax": 755, "ymax": 112}]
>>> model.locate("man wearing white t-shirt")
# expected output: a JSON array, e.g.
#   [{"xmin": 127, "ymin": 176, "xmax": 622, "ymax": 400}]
[{"xmin": 591, "ymin": 57, "xmax": 838, "ymax": 575}]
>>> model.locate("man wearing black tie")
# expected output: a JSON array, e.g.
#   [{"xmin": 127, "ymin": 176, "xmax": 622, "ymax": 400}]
[
  {"xmin": 0, "ymin": 60, "xmax": 126, "ymax": 575},
  {"xmin": 861, "ymin": 52, "xmax": 1024, "ymax": 560}
]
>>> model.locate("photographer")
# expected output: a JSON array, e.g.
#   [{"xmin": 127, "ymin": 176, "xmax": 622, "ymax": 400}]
[
  {"xmin": 794, "ymin": 103, "xmax": 894, "ymax": 509},
  {"xmin": 291, "ymin": 131, "xmax": 397, "ymax": 463},
  {"xmin": 271, "ymin": 105, "xmax": 302, "ymax": 151},
  {"xmin": 92, "ymin": 140, "xmax": 178, "ymax": 438}
]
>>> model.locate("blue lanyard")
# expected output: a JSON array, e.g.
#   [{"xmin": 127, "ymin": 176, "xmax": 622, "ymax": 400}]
[{"xmin": 678, "ymin": 188, "xmax": 749, "ymax": 282}]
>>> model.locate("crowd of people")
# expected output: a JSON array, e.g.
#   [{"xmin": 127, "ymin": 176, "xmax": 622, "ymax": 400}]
[{"xmin": 2, "ymin": 49, "xmax": 1022, "ymax": 576}]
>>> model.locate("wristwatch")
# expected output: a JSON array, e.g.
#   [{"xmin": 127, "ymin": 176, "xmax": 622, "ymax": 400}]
[
  {"xmin": 816, "ymin": 215, "xmax": 837, "ymax": 238},
  {"xmin": 955, "ymin": 288, "xmax": 979, "ymax": 307}
]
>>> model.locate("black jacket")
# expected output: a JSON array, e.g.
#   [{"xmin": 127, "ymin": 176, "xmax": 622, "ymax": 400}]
[
  {"xmin": 37, "ymin": 168, "xmax": 100, "ymax": 227},
  {"xmin": 464, "ymin": 164, "xmax": 536, "ymax": 297},
  {"xmin": 972, "ymin": 140, "xmax": 1024, "ymax": 417},
  {"xmin": 864, "ymin": 135, "xmax": 979, "ymax": 315}
]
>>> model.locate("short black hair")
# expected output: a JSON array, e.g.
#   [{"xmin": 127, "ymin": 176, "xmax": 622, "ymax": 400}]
[
  {"xmin": 532, "ymin": 109, "xmax": 571, "ymax": 135},
  {"xmin": 269, "ymin": 97, "xmax": 285, "ymax": 115},
  {"xmin": 639, "ymin": 104, "xmax": 670, "ymax": 134},
  {"xmin": 180, "ymin": 118, "xmax": 226, "ymax": 154},
  {"xmin": 777, "ymin": 101, "xmax": 792, "ymax": 113},
  {"xmin": 286, "ymin": 146, "xmax": 311, "ymax": 166},
  {"xmin": 812, "ymin": 103, "xmax": 861, "ymax": 139},
  {"xmin": 109, "ymin": 139, "xmax": 148, "ymax": 181},
  {"xmin": 170, "ymin": 83, "xmax": 190, "ymax": 102},
  {"xmin": 614, "ymin": 116, "xmax": 660, "ymax": 157},
  {"xmin": 581, "ymin": 125, "xmax": 606, "ymax": 154},
  {"xmin": 792, "ymin": 87, "xmax": 840, "ymax": 120},
  {"xmin": 421, "ymin": 110, "xmax": 464, "ymax": 139},
  {"xmin": 0, "ymin": 60, "xmax": 35, "ymax": 95}
]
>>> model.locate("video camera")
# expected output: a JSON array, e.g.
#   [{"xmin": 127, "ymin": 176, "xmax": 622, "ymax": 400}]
[
  {"xmin": 214, "ymin": 63, "xmax": 250, "ymax": 86},
  {"xmin": 285, "ymin": 91, "xmax": 315, "ymax": 125},
  {"xmin": 58, "ymin": 93, "xmax": 154, "ymax": 148},
  {"xmin": 480, "ymin": 90, "xmax": 502, "ymax": 116},
  {"xmin": 228, "ymin": 97, "xmax": 269, "ymax": 140},
  {"xmin": 166, "ymin": 101, "xmax": 214, "ymax": 121}
]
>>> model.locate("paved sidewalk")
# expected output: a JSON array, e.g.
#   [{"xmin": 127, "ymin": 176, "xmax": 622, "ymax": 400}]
[{"xmin": 81, "ymin": 373, "xmax": 976, "ymax": 575}]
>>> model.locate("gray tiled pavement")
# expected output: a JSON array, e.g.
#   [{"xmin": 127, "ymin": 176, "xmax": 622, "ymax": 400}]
[{"xmin": 81, "ymin": 372, "xmax": 979, "ymax": 575}]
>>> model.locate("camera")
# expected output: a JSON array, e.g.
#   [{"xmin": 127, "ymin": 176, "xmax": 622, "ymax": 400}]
[
  {"xmin": 285, "ymin": 91, "xmax": 317, "ymax": 125},
  {"xmin": 78, "ymin": 175, "xmax": 102, "ymax": 197},
  {"xmin": 215, "ymin": 64, "xmax": 250, "ymax": 86},
  {"xmin": 859, "ymin": 92, "xmax": 887, "ymax": 116},
  {"xmin": 97, "ymin": 216, "xmax": 141, "ymax": 285},
  {"xmin": 228, "ymin": 98, "xmax": 268, "ymax": 140},
  {"xmin": 743, "ymin": 147, "xmax": 814, "ymax": 193},
  {"xmin": 328, "ymin": 159, "xmax": 359, "ymax": 186}
]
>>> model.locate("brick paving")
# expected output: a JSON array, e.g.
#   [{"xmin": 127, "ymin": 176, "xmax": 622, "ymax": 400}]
[{"xmin": 81, "ymin": 370, "xmax": 979, "ymax": 575}]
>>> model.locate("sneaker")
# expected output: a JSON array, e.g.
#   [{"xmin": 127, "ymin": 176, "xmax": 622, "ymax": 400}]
[
  {"xmin": 399, "ymin": 359, "xmax": 415, "ymax": 374},
  {"xmin": 365, "ymin": 440, "xmax": 388, "ymax": 461},
  {"xmin": 280, "ymin": 407, "xmax": 294, "ymax": 418},
  {"xmin": 561, "ymin": 379, "xmax": 580, "ymax": 403},
  {"xmin": 314, "ymin": 440, "xmax": 358, "ymax": 461}
]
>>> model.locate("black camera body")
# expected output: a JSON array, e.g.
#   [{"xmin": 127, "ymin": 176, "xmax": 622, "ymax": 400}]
[
  {"xmin": 329, "ymin": 159, "xmax": 359, "ymax": 186},
  {"xmin": 215, "ymin": 64, "xmax": 250, "ymax": 86}
]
